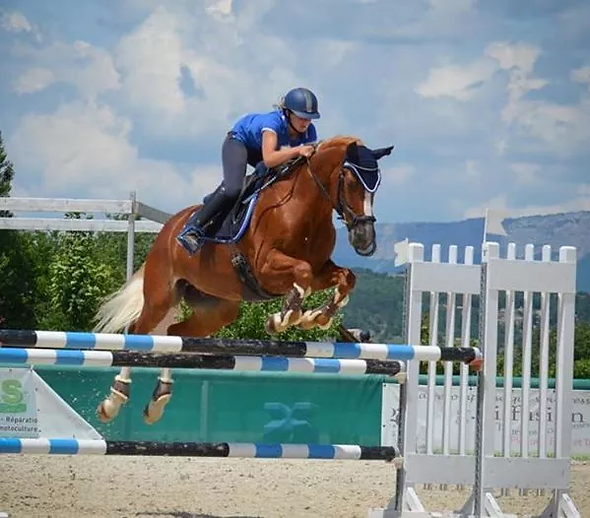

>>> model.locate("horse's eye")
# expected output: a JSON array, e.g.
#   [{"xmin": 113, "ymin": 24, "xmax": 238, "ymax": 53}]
[{"xmin": 345, "ymin": 171, "xmax": 357, "ymax": 188}]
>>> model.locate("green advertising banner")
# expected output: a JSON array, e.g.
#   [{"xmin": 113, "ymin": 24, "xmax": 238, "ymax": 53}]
[{"xmin": 34, "ymin": 366, "xmax": 388, "ymax": 445}]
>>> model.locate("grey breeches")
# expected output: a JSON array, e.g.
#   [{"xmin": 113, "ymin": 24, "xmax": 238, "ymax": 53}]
[{"xmin": 222, "ymin": 133, "xmax": 249, "ymax": 199}]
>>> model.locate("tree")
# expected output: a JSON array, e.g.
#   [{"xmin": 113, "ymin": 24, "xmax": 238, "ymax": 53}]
[
  {"xmin": 188, "ymin": 289, "xmax": 344, "ymax": 341},
  {"xmin": 341, "ymin": 269, "xmax": 406, "ymax": 341},
  {"xmin": 0, "ymin": 131, "xmax": 39, "ymax": 328},
  {"xmin": 34, "ymin": 214, "xmax": 122, "ymax": 331},
  {"xmin": 0, "ymin": 132, "xmax": 14, "ymax": 210}
]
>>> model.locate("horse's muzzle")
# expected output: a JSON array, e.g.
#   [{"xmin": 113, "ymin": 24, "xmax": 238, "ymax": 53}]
[{"xmin": 348, "ymin": 216, "xmax": 377, "ymax": 257}]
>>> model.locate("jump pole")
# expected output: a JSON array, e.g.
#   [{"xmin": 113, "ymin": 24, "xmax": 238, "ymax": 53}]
[
  {"xmin": 0, "ymin": 329, "xmax": 482, "ymax": 366},
  {"xmin": 0, "ymin": 438, "xmax": 401, "ymax": 462},
  {"xmin": 0, "ymin": 347, "xmax": 409, "ymax": 377}
]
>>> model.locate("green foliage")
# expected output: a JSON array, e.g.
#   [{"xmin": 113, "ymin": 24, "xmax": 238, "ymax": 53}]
[
  {"xmin": 0, "ymin": 131, "xmax": 14, "ymax": 204},
  {"xmin": 0, "ymin": 231, "xmax": 39, "ymax": 328},
  {"xmin": 343, "ymin": 268, "xmax": 590, "ymax": 379},
  {"xmin": 341, "ymin": 269, "xmax": 405, "ymax": 341},
  {"xmin": 0, "ymin": 131, "xmax": 39, "ymax": 328},
  {"xmin": 573, "ymin": 322, "xmax": 590, "ymax": 379},
  {"xmin": 36, "ymin": 229, "xmax": 120, "ymax": 331},
  {"xmin": 209, "ymin": 289, "xmax": 342, "ymax": 341},
  {"xmin": 575, "ymin": 292, "xmax": 590, "ymax": 322},
  {"xmin": 495, "ymin": 321, "xmax": 590, "ymax": 380}
]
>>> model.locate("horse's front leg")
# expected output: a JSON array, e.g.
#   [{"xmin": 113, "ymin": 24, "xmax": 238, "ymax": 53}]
[
  {"xmin": 97, "ymin": 366, "xmax": 132, "ymax": 423},
  {"xmin": 259, "ymin": 249, "xmax": 314, "ymax": 334},
  {"xmin": 298, "ymin": 260, "xmax": 356, "ymax": 330}
]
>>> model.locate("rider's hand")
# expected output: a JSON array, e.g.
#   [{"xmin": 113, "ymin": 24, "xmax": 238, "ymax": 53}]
[{"xmin": 297, "ymin": 145, "xmax": 315, "ymax": 158}]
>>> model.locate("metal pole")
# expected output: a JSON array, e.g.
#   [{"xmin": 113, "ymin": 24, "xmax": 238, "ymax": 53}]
[{"xmin": 126, "ymin": 191, "xmax": 136, "ymax": 281}]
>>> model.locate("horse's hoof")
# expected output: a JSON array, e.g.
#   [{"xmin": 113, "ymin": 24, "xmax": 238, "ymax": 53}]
[
  {"xmin": 96, "ymin": 394, "xmax": 125, "ymax": 423},
  {"xmin": 143, "ymin": 393, "xmax": 172, "ymax": 425},
  {"xmin": 337, "ymin": 295, "xmax": 350, "ymax": 308},
  {"xmin": 265, "ymin": 314, "xmax": 279, "ymax": 334},
  {"xmin": 143, "ymin": 379, "xmax": 173, "ymax": 424},
  {"xmin": 317, "ymin": 316, "xmax": 333, "ymax": 330},
  {"xmin": 265, "ymin": 312, "xmax": 289, "ymax": 334},
  {"xmin": 96, "ymin": 380, "xmax": 130, "ymax": 423},
  {"xmin": 96, "ymin": 401, "xmax": 115, "ymax": 423},
  {"xmin": 288, "ymin": 309, "xmax": 303, "ymax": 326},
  {"xmin": 297, "ymin": 308, "xmax": 322, "ymax": 329}
]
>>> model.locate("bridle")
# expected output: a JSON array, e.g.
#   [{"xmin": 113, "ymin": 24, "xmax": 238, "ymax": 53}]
[{"xmin": 302, "ymin": 144, "xmax": 381, "ymax": 231}]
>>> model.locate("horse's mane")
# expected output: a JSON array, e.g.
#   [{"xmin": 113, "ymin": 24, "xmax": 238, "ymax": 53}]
[{"xmin": 316, "ymin": 135, "xmax": 363, "ymax": 152}]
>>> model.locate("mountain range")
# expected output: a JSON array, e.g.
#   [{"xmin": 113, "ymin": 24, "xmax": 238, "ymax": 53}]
[{"xmin": 332, "ymin": 211, "xmax": 590, "ymax": 292}]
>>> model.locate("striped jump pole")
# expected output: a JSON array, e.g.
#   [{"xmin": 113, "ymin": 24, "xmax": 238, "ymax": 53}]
[
  {"xmin": 0, "ymin": 438, "xmax": 401, "ymax": 464},
  {"xmin": 0, "ymin": 329, "xmax": 483, "ymax": 366},
  {"xmin": 0, "ymin": 347, "xmax": 406, "ymax": 377}
]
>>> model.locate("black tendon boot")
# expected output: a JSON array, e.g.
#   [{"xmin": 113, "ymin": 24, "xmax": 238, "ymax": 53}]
[{"xmin": 176, "ymin": 188, "xmax": 234, "ymax": 255}]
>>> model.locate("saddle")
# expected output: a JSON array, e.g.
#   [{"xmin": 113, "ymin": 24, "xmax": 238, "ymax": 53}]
[{"xmin": 202, "ymin": 155, "xmax": 307, "ymax": 244}]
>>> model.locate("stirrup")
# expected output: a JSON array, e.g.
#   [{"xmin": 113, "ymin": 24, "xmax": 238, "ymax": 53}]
[{"xmin": 176, "ymin": 226, "xmax": 206, "ymax": 255}]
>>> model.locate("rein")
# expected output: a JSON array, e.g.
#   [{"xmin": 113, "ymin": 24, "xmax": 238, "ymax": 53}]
[{"xmin": 302, "ymin": 145, "xmax": 376, "ymax": 231}]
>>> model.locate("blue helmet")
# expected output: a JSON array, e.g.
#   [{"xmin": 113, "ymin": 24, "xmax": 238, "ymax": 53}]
[{"xmin": 283, "ymin": 87, "xmax": 320, "ymax": 120}]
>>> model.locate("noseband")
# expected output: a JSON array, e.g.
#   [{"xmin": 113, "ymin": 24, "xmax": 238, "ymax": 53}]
[{"xmin": 330, "ymin": 173, "xmax": 372, "ymax": 230}]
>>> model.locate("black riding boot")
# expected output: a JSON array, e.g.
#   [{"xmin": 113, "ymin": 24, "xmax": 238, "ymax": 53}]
[{"xmin": 177, "ymin": 188, "xmax": 233, "ymax": 255}]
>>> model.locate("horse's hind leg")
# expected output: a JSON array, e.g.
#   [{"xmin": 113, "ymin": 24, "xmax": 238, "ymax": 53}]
[
  {"xmin": 142, "ymin": 287, "xmax": 240, "ymax": 425},
  {"xmin": 97, "ymin": 278, "xmax": 177, "ymax": 424}
]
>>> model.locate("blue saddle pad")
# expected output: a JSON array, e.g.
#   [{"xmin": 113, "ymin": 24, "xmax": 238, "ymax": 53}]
[{"xmin": 202, "ymin": 162, "xmax": 279, "ymax": 244}]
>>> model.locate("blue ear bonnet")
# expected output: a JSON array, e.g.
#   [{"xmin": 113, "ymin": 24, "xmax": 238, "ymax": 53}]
[{"xmin": 342, "ymin": 144, "xmax": 385, "ymax": 193}]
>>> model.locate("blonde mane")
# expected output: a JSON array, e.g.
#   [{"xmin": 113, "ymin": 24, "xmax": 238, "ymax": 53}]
[{"xmin": 316, "ymin": 135, "xmax": 364, "ymax": 152}]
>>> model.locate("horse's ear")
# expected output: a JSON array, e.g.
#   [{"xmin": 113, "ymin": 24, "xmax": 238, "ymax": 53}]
[
  {"xmin": 371, "ymin": 146, "xmax": 394, "ymax": 160},
  {"xmin": 346, "ymin": 141, "xmax": 359, "ymax": 160}
]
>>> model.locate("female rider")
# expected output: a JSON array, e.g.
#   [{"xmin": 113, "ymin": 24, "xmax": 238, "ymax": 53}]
[{"xmin": 177, "ymin": 87, "xmax": 320, "ymax": 255}]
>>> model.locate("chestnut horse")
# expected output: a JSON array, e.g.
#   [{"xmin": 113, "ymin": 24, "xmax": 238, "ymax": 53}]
[{"xmin": 92, "ymin": 135, "xmax": 393, "ymax": 424}]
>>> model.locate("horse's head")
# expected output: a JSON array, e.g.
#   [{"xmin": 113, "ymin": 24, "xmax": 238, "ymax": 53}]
[{"xmin": 311, "ymin": 138, "xmax": 393, "ymax": 257}]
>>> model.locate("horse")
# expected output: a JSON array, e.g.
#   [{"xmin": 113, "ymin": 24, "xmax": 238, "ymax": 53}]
[{"xmin": 92, "ymin": 135, "xmax": 394, "ymax": 424}]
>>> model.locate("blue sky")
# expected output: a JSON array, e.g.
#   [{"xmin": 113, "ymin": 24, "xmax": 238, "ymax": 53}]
[{"xmin": 1, "ymin": 0, "xmax": 589, "ymax": 223}]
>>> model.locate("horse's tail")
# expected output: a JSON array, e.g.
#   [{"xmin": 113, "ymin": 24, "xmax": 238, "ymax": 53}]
[{"xmin": 93, "ymin": 264, "xmax": 146, "ymax": 334}]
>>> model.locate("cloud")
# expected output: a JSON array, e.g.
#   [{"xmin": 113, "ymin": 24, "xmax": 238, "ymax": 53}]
[
  {"xmin": 13, "ymin": 67, "xmax": 55, "ymax": 94},
  {"xmin": 485, "ymin": 41, "xmax": 541, "ymax": 74},
  {"xmin": 109, "ymin": 3, "xmax": 318, "ymax": 142},
  {"xmin": 114, "ymin": 7, "xmax": 187, "ymax": 117},
  {"xmin": 464, "ymin": 193, "xmax": 590, "ymax": 219},
  {"xmin": 12, "ymin": 40, "xmax": 120, "ymax": 99},
  {"xmin": 572, "ymin": 66, "xmax": 590, "ymax": 90},
  {"xmin": 507, "ymin": 98, "xmax": 590, "ymax": 155},
  {"xmin": 8, "ymin": 99, "xmax": 218, "ymax": 211},
  {"xmin": 416, "ymin": 39, "xmax": 590, "ymax": 159},
  {"xmin": 510, "ymin": 162, "xmax": 540, "ymax": 184},
  {"xmin": 0, "ymin": 10, "xmax": 42, "ymax": 43},
  {"xmin": 1, "ymin": 11, "xmax": 32, "ymax": 34},
  {"xmin": 205, "ymin": 0, "xmax": 234, "ymax": 18},
  {"xmin": 465, "ymin": 160, "xmax": 480, "ymax": 179},
  {"xmin": 416, "ymin": 41, "xmax": 547, "ymax": 106},
  {"xmin": 415, "ymin": 58, "xmax": 497, "ymax": 101},
  {"xmin": 383, "ymin": 164, "xmax": 415, "ymax": 186},
  {"xmin": 2, "ymin": 0, "xmax": 590, "ymax": 226},
  {"xmin": 485, "ymin": 41, "xmax": 549, "ymax": 123}
]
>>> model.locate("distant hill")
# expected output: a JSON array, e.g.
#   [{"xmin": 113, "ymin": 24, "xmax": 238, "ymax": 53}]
[
  {"xmin": 332, "ymin": 211, "xmax": 590, "ymax": 292},
  {"xmin": 341, "ymin": 268, "xmax": 590, "ymax": 345}
]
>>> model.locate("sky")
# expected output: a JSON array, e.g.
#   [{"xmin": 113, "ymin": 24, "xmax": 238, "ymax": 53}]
[{"xmin": 1, "ymin": 0, "xmax": 589, "ymax": 224}]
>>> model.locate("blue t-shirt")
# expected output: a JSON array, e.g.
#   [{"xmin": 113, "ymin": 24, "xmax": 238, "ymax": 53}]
[{"xmin": 231, "ymin": 110, "xmax": 317, "ymax": 166}]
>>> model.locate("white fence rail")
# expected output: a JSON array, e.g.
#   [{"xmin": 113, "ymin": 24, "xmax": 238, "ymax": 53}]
[{"xmin": 0, "ymin": 192, "xmax": 172, "ymax": 280}]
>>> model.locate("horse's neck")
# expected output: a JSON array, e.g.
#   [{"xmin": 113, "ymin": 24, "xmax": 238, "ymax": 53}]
[{"xmin": 294, "ymin": 157, "xmax": 338, "ymax": 220}]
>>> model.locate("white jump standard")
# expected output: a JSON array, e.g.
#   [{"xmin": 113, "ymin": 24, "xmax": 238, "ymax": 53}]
[{"xmin": 369, "ymin": 242, "xmax": 580, "ymax": 518}]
